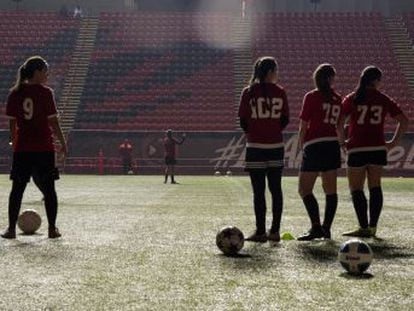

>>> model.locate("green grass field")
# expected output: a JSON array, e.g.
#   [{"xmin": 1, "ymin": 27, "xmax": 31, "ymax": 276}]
[{"xmin": 0, "ymin": 175, "xmax": 413, "ymax": 311}]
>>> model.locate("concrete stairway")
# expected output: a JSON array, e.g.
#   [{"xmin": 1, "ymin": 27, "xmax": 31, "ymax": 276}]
[
  {"xmin": 385, "ymin": 16, "xmax": 414, "ymax": 97},
  {"xmin": 59, "ymin": 16, "xmax": 99, "ymax": 134},
  {"xmin": 232, "ymin": 17, "xmax": 253, "ymax": 128}
]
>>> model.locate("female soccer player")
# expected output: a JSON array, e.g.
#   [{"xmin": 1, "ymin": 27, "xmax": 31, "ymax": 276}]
[
  {"xmin": 238, "ymin": 56, "xmax": 289, "ymax": 242},
  {"xmin": 163, "ymin": 129, "xmax": 186, "ymax": 184},
  {"xmin": 338, "ymin": 66, "xmax": 408, "ymax": 237},
  {"xmin": 1, "ymin": 56, "xmax": 67, "ymax": 239},
  {"xmin": 297, "ymin": 64, "xmax": 342, "ymax": 241}
]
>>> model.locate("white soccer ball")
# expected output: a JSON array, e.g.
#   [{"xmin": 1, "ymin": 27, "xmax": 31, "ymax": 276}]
[
  {"xmin": 214, "ymin": 171, "xmax": 221, "ymax": 176},
  {"xmin": 216, "ymin": 226, "xmax": 244, "ymax": 255},
  {"xmin": 226, "ymin": 170, "xmax": 232, "ymax": 176},
  {"xmin": 338, "ymin": 239, "xmax": 373, "ymax": 274},
  {"xmin": 18, "ymin": 209, "xmax": 42, "ymax": 235},
  {"xmin": 127, "ymin": 170, "xmax": 134, "ymax": 175}
]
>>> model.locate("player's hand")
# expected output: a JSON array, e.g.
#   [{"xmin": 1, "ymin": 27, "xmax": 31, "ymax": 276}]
[
  {"xmin": 385, "ymin": 141, "xmax": 397, "ymax": 151},
  {"xmin": 58, "ymin": 143, "xmax": 68, "ymax": 161}
]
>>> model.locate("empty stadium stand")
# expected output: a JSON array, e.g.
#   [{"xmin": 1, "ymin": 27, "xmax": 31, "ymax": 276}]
[
  {"xmin": 252, "ymin": 12, "xmax": 413, "ymax": 132},
  {"xmin": 75, "ymin": 12, "xmax": 236, "ymax": 131},
  {"xmin": 0, "ymin": 11, "xmax": 80, "ymax": 129}
]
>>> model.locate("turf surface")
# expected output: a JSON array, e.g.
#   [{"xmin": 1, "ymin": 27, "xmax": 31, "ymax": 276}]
[{"xmin": 0, "ymin": 175, "xmax": 413, "ymax": 310}]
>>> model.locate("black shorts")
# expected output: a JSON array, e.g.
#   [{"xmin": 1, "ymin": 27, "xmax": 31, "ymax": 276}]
[
  {"xmin": 301, "ymin": 141, "xmax": 341, "ymax": 172},
  {"xmin": 165, "ymin": 156, "xmax": 177, "ymax": 166},
  {"xmin": 347, "ymin": 149, "xmax": 387, "ymax": 167},
  {"xmin": 244, "ymin": 147, "xmax": 284, "ymax": 172},
  {"xmin": 10, "ymin": 152, "xmax": 59, "ymax": 184}
]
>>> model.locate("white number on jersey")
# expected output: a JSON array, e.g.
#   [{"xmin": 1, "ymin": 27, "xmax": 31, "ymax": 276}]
[
  {"xmin": 322, "ymin": 103, "xmax": 340, "ymax": 125},
  {"xmin": 250, "ymin": 97, "xmax": 283, "ymax": 119},
  {"xmin": 357, "ymin": 105, "xmax": 383, "ymax": 125},
  {"xmin": 23, "ymin": 98, "xmax": 34, "ymax": 120}
]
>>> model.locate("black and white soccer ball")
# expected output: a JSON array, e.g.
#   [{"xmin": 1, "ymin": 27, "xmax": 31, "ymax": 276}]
[
  {"xmin": 338, "ymin": 239, "xmax": 373, "ymax": 274},
  {"xmin": 216, "ymin": 226, "xmax": 244, "ymax": 255},
  {"xmin": 18, "ymin": 209, "xmax": 42, "ymax": 235}
]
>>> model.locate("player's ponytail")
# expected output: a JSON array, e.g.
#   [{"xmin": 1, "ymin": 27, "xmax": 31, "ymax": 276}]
[
  {"xmin": 354, "ymin": 66, "xmax": 382, "ymax": 105},
  {"xmin": 249, "ymin": 56, "xmax": 278, "ymax": 87},
  {"xmin": 313, "ymin": 63, "xmax": 336, "ymax": 103},
  {"xmin": 10, "ymin": 56, "xmax": 48, "ymax": 92}
]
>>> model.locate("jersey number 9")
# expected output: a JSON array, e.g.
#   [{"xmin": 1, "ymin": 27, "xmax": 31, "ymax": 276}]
[{"xmin": 23, "ymin": 98, "xmax": 34, "ymax": 120}]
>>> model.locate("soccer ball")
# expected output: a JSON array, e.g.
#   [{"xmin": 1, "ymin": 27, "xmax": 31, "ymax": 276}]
[
  {"xmin": 226, "ymin": 170, "xmax": 232, "ymax": 176},
  {"xmin": 127, "ymin": 170, "xmax": 134, "ymax": 175},
  {"xmin": 216, "ymin": 226, "xmax": 244, "ymax": 255},
  {"xmin": 18, "ymin": 209, "xmax": 42, "ymax": 235},
  {"xmin": 338, "ymin": 239, "xmax": 373, "ymax": 274},
  {"xmin": 214, "ymin": 171, "xmax": 221, "ymax": 176}
]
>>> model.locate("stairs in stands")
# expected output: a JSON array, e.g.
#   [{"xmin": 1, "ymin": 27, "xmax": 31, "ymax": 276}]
[
  {"xmin": 232, "ymin": 17, "xmax": 253, "ymax": 128},
  {"xmin": 59, "ymin": 16, "xmax": 99, "ymax": 134},
  {"xmin": 385, "ymin": 16, "xmax": 414, "ymax": 97}
]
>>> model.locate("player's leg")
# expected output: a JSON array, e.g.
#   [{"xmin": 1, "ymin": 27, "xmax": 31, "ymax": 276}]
[
  {"xmin": 1, "ymin": 180, "xmax": 28, "ymax": 239},
  {"xmin": 1, "ymin": 152, "xmax": 31, "ymax": 239},
  {"xmin": 171, "ymin": 163, "xmax": 176, "ymax": 184},
  {"xmin": 245, "ymin": 170, "xmax": 267, "ymax": 242},
  {"xmin": 297, "ymin": 171, "xmax": 324, "ymax": 240},
  {"xmin": 366, "ymin": 165, "xmax": 383, "ymax": 236},
  {"xmin": 343, "ymin": 166, "xmax": 371, "ymax": 237},
  {"xmin": 267, "ymin": 168, "xmax": 283, "ymax": 241},
  {"xmin": 34, "ymin": 153, "xmax": 61, "ymax": 238},
  {"xmin": 164, "ymin": 158, "xmax": 169, "ymax": 183},
  {"xmin": 320, "ymin": 169, "xmax": 338, "ymax": 239}
]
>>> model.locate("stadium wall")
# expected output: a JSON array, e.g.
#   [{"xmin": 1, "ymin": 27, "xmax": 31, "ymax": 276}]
[{"xmin": 1, "ymin": 130, "xmax": 413, "ymax": 176}]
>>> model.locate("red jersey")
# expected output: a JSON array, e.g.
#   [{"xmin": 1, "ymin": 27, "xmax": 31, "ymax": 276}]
[
  {"xmin": 6, "ymin": 84, "xmax": 58, "ymax": 152},
  {"xmin": 119, "ymin": 142, "xmax": 132, "ymax": 159},
  {"xmin": 341, "ymin": 89, "xmax": 403, "ymax": 153},
  {"xmin": 238, "ymin": 83, "xmax": 289, "ymax": 148},
  {"xmin": 164, "ymin": 137, "xmax": 176, "ymax": 158},
  {"xmin": 300, "ymin": 89, "xmax": 342, "ymax": 148}
]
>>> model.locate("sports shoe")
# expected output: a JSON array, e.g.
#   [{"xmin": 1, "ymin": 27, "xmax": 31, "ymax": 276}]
[
  {"xmin": 1, "ymin": 229, "xmax": 16, "ymax": 239},
  {"xmin": 245, "ymin": 231, "xmax": 267, "ymax": 243},
  {"xmin": 368, "ymin": 226, "xmax": 377, "ymax": 237},
  {"xmin": 267, "ymin": 231, "xmax": 280, "ymax": 242},
  {"xmin": 297, "ymin": 226, "xmax": 325, "ymax": 241},
  {"xmin": 342, "ymin": 227, "xmax": 371, "ymax": 238},
  {"xmin": 48, "ymin": 227, "xmax": 62, "ymax": 239},
  {"xmin": 322, "ymin": 226, "xmax": 331, "ymax": 239}
]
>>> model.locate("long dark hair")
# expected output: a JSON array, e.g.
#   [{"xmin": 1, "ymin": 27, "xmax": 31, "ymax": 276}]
[
  {"xmin": 11, "ymin": 56, "xmax": 48, "ymax": 92},
  {"xmin": 249, "ymin": 56, "xmax": 278, "ymax": 86},
  {"xmin": 313, "ymin": 63, "xmax": 336, "ymax": 102},
  {"xmin": 354, "ymin": 66, "xmax": 382, "ymax": 104}
]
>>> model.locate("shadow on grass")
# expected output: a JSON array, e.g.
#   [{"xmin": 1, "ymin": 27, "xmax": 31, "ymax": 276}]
[
  {"xmin": 296, "ymin": 240, "xmax": 341, "ymax": 263},
  {"xmin": 369, "ymin": 240, "xmax": 414, "ymax": 260},
  {"xmin": 215, "ymin": 242, "xmax": 284, "ymax": 271},
  {"xmin": 339, "ymin": 272, "xmax": 374, "ymax": 280}
]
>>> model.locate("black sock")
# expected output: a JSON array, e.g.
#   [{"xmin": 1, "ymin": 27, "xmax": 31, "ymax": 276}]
[
  {"xmin": 267, "ymin": 169, "xmax": 283, "ymax": 233},
  {"xmin": 250, "ymin": 171, "xmax": 266, "ymax": 234},
  {"xmin": 8, "ymin": 181, "xmax": 27, "ymax": 231},
  {"xmin": 323, "ymin": 194, "xmax": 338, "ymax": 230},
  {"xmin": 39, "ymin": 181, "xmax": 58, "ymax": 229},
  {"xmin": 164, "ymin": 174, "xmax": 168, "ymax": 182},
  {"xmin": 351, "ymin": 190, "xmax": 368, "ymax": 229},
  {"xmin": 302, "ymin": 194, "xmax": 320, "ymax": 227},
  {"xmin": 171, "ymin": 175, "xmax": 175, "ymax": 183},
  {"xmin": 369, "ymin": 187, "xmax": 383, "ymax": 228}
]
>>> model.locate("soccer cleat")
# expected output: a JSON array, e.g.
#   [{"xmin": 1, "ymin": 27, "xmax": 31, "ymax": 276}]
[
  {"xmin": 297, "ymin": 226, "xmax": 325, "ymax": 241},
  {"xmin": 368, "ymin": 226, "xmax": 377, "ymax": 237},
  {"xmin": 342, "ymin": 227, "xmax": 371, "ymax": 238},
  {"xmin": 1, "ymin": 229, "xmax": 16, "ymax": 239},
  {"xmin": 48, "ymin": 227, "xmax": 62, "ymax": 239},
  {"xmin": 267, "ymin": 231, "xmax": 281, "ymax": 242},
  {"xmin": 322, "ymin": 226, "xmax": 331, "ymax": 239},
  {"xmin": 245, "ymin": 231, "xmax": 267, "ymax": 243}
]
